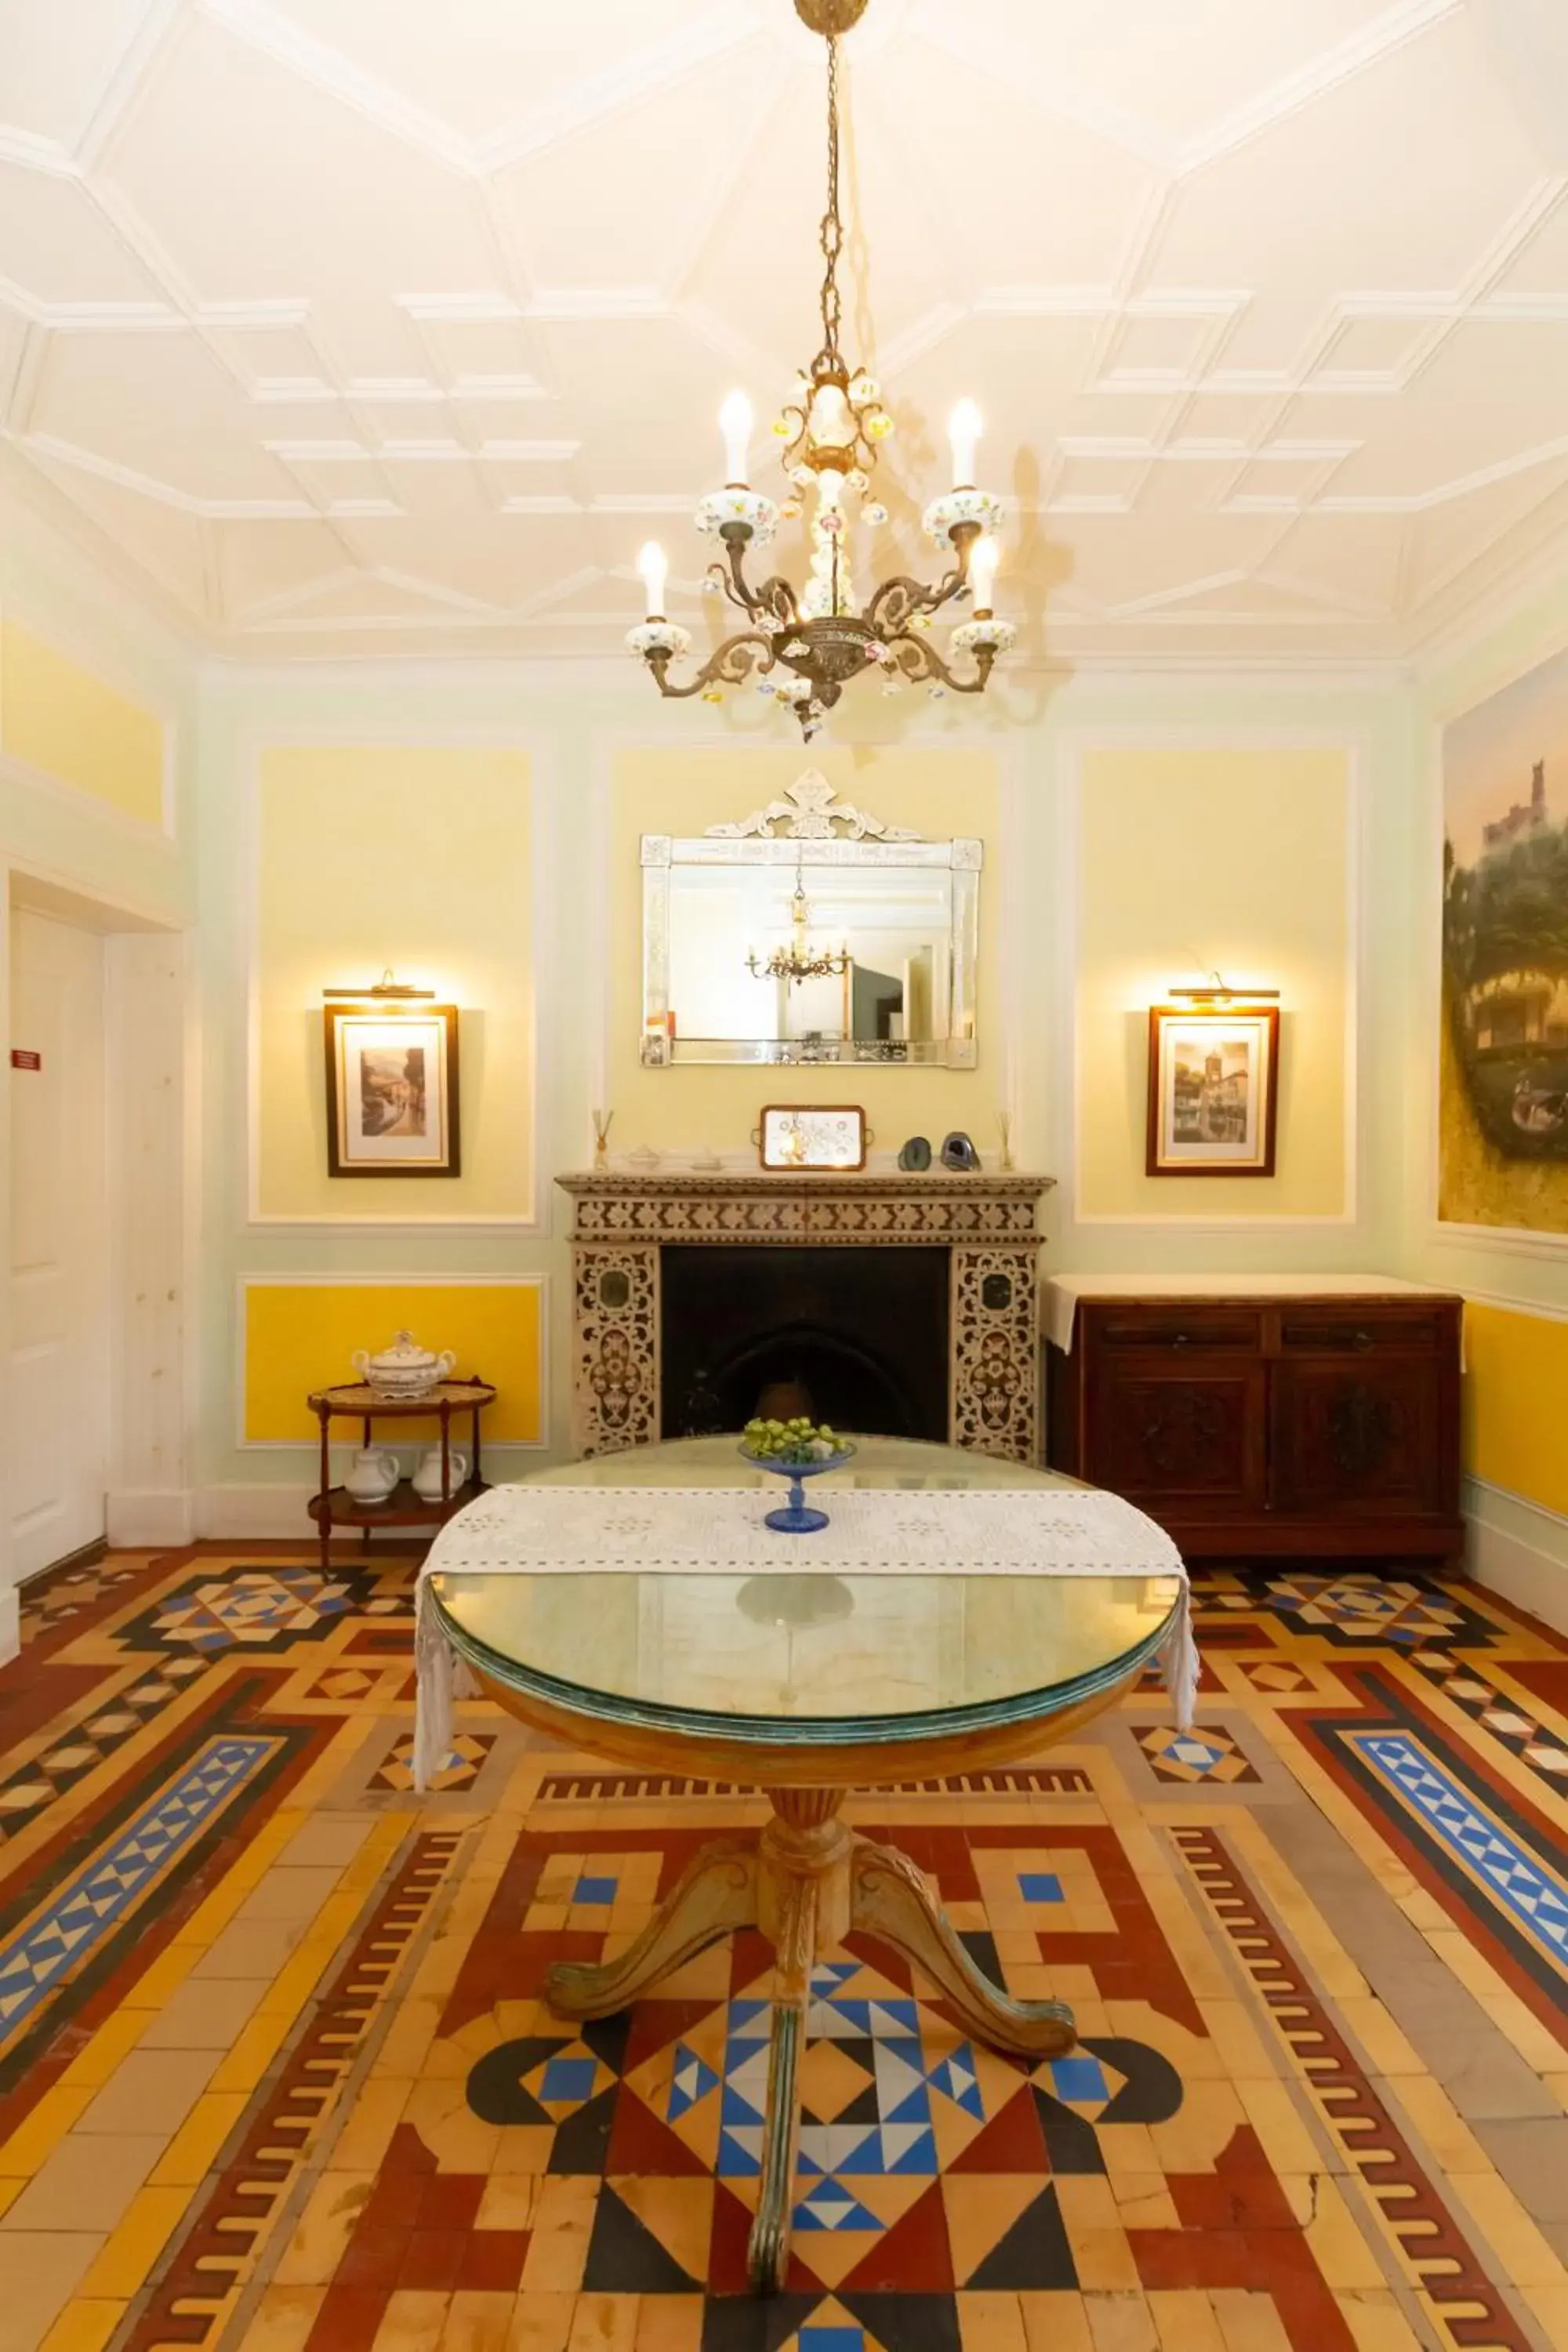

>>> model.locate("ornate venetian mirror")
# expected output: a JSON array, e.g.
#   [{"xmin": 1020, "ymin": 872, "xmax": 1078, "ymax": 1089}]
[{"xmin": 640, "ymin": 774, "xmax": 981, "ymax": 1068}]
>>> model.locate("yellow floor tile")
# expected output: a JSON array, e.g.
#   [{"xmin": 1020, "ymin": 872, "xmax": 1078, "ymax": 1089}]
[
  {"xmin": 78, "ymin": 2184, "xmax": 194, "ymax": 2298},
  {"xmin": 630, "ymin": 2297, "xmax": 703, "ymax": 2352},
  {"xmin": 35, "ymin": 2300, "xmax": 125, "ymax": 2352},
  {"xmin": 506, "ymin": 2292, "xmax": 575, "ymax": 2352},
  {"xmin": 272, "ymin": 2171, "xmax": 375, "ymax": 2288},
  {"xmin": 149, "ymin": 2090, "xmax": 248, "ymax": 2187},
  {"xmin": 520, "ymin": 2180, "xmax": 600, "ymax": 2294},
  {"xmin": 374, "ymin": 2292, "xmax": 452, "ymax": 2352},
  {"xmin": 442, "ymin": 2292, "xmax": 518, "ymax": 2352},
  {"xmin": 957, "ymin": 2292, "xmax": 1030, "ymax": 2352},
  {"xmin": 1146, "ymin": 2292, "xmax": 1226, "ymax": 2352},
  {"xmin": 566, "ymin": 2296, "xmax": 641, "ymax": 2352},
  {"xmin": 237, "ymin": 2285, "xmax": 328, "ymax": 2352},
  {"xmin": 1018, "ymin": 2295, "xmax": 1093, "ymax": 2352},
  {"xmin": 1084, "ymin": 2296, "xmax": 1159, "ymax": 2352}
]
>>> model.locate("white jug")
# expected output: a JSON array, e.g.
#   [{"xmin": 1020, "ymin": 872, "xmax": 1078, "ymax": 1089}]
[
  {"xmin": 343, "ymin": 1446, "xmax": 401, "ymax": 1503},
  {"xmin": 412, "ymin": 1446, "xmax": 469, "ymax": 1502}
]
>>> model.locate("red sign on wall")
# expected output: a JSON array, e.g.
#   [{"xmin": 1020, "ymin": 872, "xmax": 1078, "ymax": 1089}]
[{"xmin": 10, "ymin": 1049, "xmax": 42, "ymax": 1071}]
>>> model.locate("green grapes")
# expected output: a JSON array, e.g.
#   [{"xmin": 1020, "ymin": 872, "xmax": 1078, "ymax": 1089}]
[{"xmin": 739, "ymin": 1415, "xmax": 848, "ymax": 1465}]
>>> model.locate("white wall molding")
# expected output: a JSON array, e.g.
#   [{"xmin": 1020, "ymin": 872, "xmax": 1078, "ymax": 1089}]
[
  {"xmin": 107, "ymin": 1488, "xmax": 195, "ymax": 1546},
  {"xmin": 0, "ymin": 1584, "xmax": 16, "ymax": 1668},
  {"xmin": 196, "ymin": 1452, "xmax": 563, "ymax": 1541},
  {"xmin": 0, "ymin": 746, "xmax": 177, "ymax": 850},
  {"xmin": 238, "ymin": 720, "xmax": 551, "ymax": 1232},
  {"xmin": 196, "ymin": 1485, "xmax": 316, "ymax": 1541},
  {"xmin": 1464, "ymin": 1475, "xmax": 1568, "ymax": 1634},
  {"xmin": 1428, "ymin": 1219, "xmax": 1568, "ymax": 1262},
  {"xmin": 1458, "ymin": 1283, "xmax": 1568, "ymax": 1325},
  {"xmin": 1057, "ymin": 724, "xmax": 1367, "ymax": 1233}
]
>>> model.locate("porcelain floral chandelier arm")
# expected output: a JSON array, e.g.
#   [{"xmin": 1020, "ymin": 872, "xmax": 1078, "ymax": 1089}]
[{"xmin": 625, "ymin": 0, "xmax": 1014, "ymax": 744}]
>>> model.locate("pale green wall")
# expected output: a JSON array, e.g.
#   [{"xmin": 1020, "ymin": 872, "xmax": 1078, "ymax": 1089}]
[{"xmin": 0, "ymin": 503, "xmax": 197, "ymax": 923}]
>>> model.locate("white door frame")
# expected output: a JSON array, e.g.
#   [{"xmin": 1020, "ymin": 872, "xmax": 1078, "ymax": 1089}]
[{"xmin": 0, "ymin": 863, "xmax": 191, "ymax": 1660}]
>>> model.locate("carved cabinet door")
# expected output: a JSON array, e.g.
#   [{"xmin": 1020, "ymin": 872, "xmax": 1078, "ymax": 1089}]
[
  {"xmin": 1089, "ymin": 1360, "xmax": 1269, "ymax": 1519},
  {"xmin": 1268, "ymin": 1357, "xmax": 1445, "ymax": 1519}
]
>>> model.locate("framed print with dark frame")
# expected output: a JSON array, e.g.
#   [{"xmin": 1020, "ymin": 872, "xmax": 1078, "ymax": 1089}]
[
  {"xmin": 324, "ymin": 1004, "xmax": 461, "ymax": 1178},
  {"xmin": 1146, "ymin": 1004, "xmax": 1279, "ymax": 1178}
]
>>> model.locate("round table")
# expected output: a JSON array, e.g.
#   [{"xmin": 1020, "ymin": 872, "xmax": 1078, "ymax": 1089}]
[{"xmin": 427, "ymin": 1435, "xmax": 1181, "ymax": 2295}]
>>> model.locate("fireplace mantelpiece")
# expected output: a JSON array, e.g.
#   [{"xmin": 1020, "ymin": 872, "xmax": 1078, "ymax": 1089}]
[{"xmin": 558, "ymin": 1169, "xmax": 1054, "ymax": 1465}]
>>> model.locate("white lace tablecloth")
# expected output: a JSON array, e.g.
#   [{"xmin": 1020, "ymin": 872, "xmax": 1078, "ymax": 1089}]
[{"xmin": 414, "ymin": 1483, "xmax": 1196, "ymax": 1789}]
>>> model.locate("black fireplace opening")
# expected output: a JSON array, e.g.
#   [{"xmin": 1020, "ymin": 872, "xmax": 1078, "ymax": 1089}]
[{"xmin": 660, "ymin": 1245, "xmax": 949, "ymax": 1442}]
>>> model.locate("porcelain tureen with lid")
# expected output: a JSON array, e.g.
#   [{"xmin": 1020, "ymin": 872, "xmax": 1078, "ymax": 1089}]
[{"xmin": 351, "ymin": 1330, "xmax": 456, "ymax": 1399}]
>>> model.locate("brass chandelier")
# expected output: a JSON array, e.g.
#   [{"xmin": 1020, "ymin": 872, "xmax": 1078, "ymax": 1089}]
[
  {"xmin": 746, "ymin": 868, "xmax": 851, "ymax": 985},
  {"xmin": 626, "ymin": 0, "xmax": 1012, "ymax": 742}
]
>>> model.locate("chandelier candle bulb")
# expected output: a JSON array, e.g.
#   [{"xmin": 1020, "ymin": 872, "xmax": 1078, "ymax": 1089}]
[
  {"xmin": 948, "ymin": 399, "xmax": 982, "ymax": 488},
  {"xmin": 637, "ymin": 540, "xmax": 669, "ymax": 619},
  {"xmin": 720, "ymin": 390, "xmax": 753, "ymax": 485}
]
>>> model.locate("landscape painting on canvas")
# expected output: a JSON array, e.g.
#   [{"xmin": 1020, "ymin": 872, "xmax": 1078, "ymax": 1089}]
[{"xmin": 1441, "ymin": 646, "xmax": 1568, "ymax": 1233}]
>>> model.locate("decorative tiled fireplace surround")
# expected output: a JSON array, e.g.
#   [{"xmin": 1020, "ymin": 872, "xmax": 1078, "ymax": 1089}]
[{"xmin": 559, "ymin": 1169, "xmax": 1054, "ymax": 1463}]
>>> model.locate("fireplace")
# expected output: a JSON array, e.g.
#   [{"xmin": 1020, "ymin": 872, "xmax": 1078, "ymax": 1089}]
[
  {"xmin": 661, "ymin": 1245, "xmax": 949, "ymax": 1440},
  {"xmin": 560, "ymin": 1168, "xmax": 1054, "ymax": 1464}
]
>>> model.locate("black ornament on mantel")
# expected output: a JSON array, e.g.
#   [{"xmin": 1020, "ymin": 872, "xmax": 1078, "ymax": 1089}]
[
  {"xmin": 940, "ymin": 1131, "xmax": 982, "ymax": 1172},
  {"xmin": 898, "ymin": 1135, "xmax": 933, "ymax": 1172}
]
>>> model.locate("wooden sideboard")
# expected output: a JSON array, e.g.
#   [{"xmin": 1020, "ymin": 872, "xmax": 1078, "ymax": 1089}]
[{"xmin": 1045, "ymin": 1290, "xmax": 1465, "ymax": 1563}]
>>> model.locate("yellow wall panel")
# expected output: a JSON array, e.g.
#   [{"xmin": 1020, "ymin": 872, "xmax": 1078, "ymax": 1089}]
[
  {"xmin": 610, "ymin": 746, "xmax": 1000, "ymax": 1157},
  {"xmin": 244, "ymin": 1281, "xmax": 544, "ymax": 1443},
  {"xmin": 1, "ymin": 620, "xmax": 165, "ymax": 826},
  {"xmin": 256, "ymin": 743, "xmax": 532, "ymax": 1221},
  {"xmin": 1076, "ymin": 745, "xmax": 1350, "ymax": 1220},
  {"xmin": 1463, "ymin": 1301, "xmax": 1568, "ymax": 1520}
]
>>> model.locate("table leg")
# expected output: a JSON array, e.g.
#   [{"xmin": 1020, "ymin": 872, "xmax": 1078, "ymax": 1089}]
[
  {"xmin": 546, "ymin": 1839, "xmax": 759, "ymax": 2022},
  {"xmin": 317, "ymin": 1408, "xmax": 331, "ymax": 1576},
  {"xmin": 747, "ymin": 1791, "xmax": 850, "ymax": 2295},
  {"xmin": 538, "ymin": 1789, "xmax": 1069, "ymax": 2300},
  {"xmin": 851, "ymin": 1839, "xmax": 1076, "ymax": 2057}
]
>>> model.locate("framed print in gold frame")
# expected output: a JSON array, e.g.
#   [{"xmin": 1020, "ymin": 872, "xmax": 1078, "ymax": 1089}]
[
  {"xmin": 757, "ymin": 1104, "xmax": 869, "ymax": 1172},
  {"xmin": 1146, "ymin": 1005, "xmax": 1279, "ymax": 1178},
  {"xmin": 324, "ymin": 1004, "xmax": 461, "ymax": 1178}
]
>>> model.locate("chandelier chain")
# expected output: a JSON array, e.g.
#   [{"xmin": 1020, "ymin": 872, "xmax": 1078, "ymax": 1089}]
[{"xmin": 818, "ymin": 34, "xmax": 843, "ymax": 369}]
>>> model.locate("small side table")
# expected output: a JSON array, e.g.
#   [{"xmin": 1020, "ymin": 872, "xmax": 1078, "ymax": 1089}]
[{"xmin": 307, "ymin": 1379, "xmax": 497, "ymax": 1572}]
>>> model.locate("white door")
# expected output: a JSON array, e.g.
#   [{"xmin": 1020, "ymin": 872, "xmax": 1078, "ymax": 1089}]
[{"xmin": 6, "ymin": 908, "xmax": 108, "ymax": 1577}]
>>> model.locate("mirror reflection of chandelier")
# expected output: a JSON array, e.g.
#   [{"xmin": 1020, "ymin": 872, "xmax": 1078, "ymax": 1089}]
[
  {"xmin": 626, "ymin": 0, "xmax": 1013, "ymax": 742},
  {"xmin": 746, "ymin": 867, "xmax": 851, "ymax": 987}
]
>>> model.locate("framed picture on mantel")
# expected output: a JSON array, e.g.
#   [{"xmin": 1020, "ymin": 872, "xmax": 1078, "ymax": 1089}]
[
  {"xmin": 757, "ymin": 1103, "xmax": 868, "ymax": 1172},
  {"xmin": 324, "ymin": 1004, "xmax": 461, "ymax": 1178},
  {"xmin": 1146, "ymin": 1004, "xmax": 1279, "ymax": 1177}
]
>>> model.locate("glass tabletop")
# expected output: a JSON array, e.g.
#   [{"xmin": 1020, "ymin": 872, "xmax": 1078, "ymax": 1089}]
[{"xmin": 429, "ymin": 1437, "xmax": 1181, "ymax": 1749}]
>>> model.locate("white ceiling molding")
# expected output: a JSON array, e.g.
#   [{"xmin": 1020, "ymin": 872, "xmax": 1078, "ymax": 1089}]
[{"xmin": 0, "ymin": 0, "xmax": 1563, "ymax": 660}]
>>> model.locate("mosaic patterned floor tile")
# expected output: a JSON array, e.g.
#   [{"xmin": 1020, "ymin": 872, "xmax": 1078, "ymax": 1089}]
[
  {"xmin": 0, "ymin": 1544, "xmax": 1565, "ymax": 2352},
  {"xmin": 1134, "ymin": 1722, "xmax": 1261, "ymax": 1783},
  {"xmin": 372, "ymin": 1730, "xmax": 496, "ymax": 1792}
]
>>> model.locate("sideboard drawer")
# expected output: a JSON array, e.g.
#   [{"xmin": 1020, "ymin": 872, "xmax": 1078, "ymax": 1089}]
[
  {"xmin": 1279, "ymin": 1308, "xmax": 1447, "ymax": 1355},
  {"xmin": 1092, "ymin": 1310, "xmax": 1261, "ymax": 1353}
]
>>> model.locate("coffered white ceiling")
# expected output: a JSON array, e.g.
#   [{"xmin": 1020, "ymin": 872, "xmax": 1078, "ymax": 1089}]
[{"xmin": 3, "ymin": 0, "xmax": 1568, "ymax": 663}]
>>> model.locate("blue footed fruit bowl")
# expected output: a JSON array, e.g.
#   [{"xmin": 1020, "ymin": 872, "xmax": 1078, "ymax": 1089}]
[{"xmin": 738, "ymin": 1426, "xmax": 858, "ymax": 1535}]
